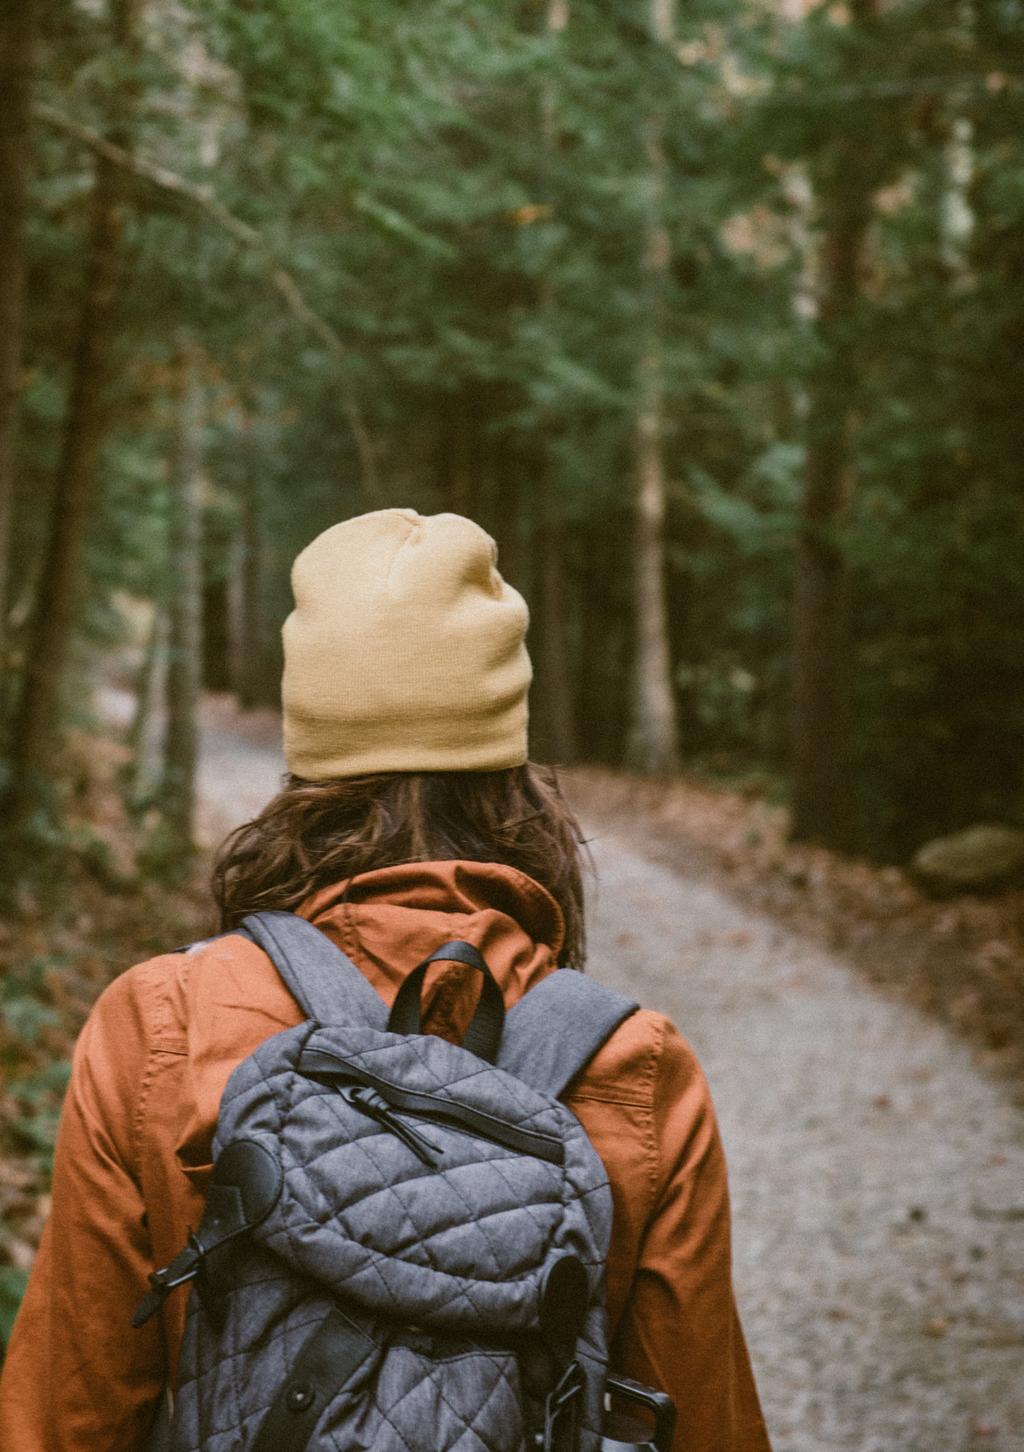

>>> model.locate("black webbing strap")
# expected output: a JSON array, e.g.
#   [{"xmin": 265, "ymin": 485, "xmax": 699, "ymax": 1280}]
[
  {"xmin": 250, "ymin": 1307, "xmax": 377, "ymax": 1452},
  {"xmin": 133, "ymin": 1140, "xmax": 283, "ymax": 1328},
  {"xmin": 388, "ymin": 939, "xmax": 505, "ymax": 1062}
]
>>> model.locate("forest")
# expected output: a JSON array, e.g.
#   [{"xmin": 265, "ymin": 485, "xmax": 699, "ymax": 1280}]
[
  {"xmin": 2, "ymin": 0, "xmax": 1022, "ymax": 865},
  {"xmin": 2, "ymin": 0, "xmax": 1024, "ymax": 1401}
]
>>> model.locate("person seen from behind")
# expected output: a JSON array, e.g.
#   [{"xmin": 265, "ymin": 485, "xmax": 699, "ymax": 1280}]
[{"xmin": 0, "ymin": 508, "xmax": 772, "ymax": 1451}]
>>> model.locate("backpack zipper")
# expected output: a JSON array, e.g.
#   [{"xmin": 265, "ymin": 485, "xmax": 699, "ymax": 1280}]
[{"xmin": 299, "ymin": 1048, "xmax": 565, "ymax": 1166}]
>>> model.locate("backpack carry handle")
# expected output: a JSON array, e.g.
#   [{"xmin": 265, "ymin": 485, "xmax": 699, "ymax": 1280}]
[{"xmin": 388, "ymin": 940, "xmax": 505, "ymax": 1062}]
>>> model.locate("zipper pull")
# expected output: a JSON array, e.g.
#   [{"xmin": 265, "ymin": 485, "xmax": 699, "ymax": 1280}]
[
  {"xmin": 343, "ymin": 1085, "xmax": 442, "ymax": 1167},
  {"xmin": 385, "ymin": 1113, "xmax": 443, "ymax": 1168}
]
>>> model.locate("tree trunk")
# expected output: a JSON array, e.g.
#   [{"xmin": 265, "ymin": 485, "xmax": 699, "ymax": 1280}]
[
  {"xmin": 237, "ymin": 456, "xmax": 277, "ymax": 711},
  {"xmin": 202, "ymin": 577, "xmax": 233, "ymax": 691},
  {"xmin": 579, "ymin": 514, "xmax": 629, "ymax": 764},
  {"xmin": 789, "ymin": 0, "xmax": 878, "ymax": 849},
  {"xmin": 163, "ymin": 336, "xmax": 204, "ymax": 847},
  {"xmin": 526, "ymin": 0, "xmax": 577, "ymax": 766},
  {"xmin": 626, "ymin": 0, "xmax": 679, "ymax": 775},
  {"xmin": 492, "ymin": 464, "xmax": 525, "ymax": 600},
  {"xmin": 238, "ymin": 480, "xmax": 264, "ymax": 710},
  {"xmin": 940, "ymin": 3, "xmax": 976, "ymax": 277},
  {"xmin": 7, "ymin": 0, "xmax": 138, "ymax": 820},
  {"xmin": 438, "ymin": 391, "xmax": 479, "ymax": 520},
  {"xmin": 940, "ymin": 115, "xmax": 974, "ymax": 277},
  {"xmin": 790, "ymin": 383, "xmax": 858, "ymax": 848},
  {"xmin": 629, "ymin": 405, "xmax": 679, "ymax": 774},
  {"xmin": 0, "ymin": 0, "xmax": 35, "ymax": 679},
  {"xmin": 129, "ymin": 604, "xmax": 168, "ymax": 806},
  {"xmin": 531, "ymin": 495, "xmax": 578, "ymax": 764}
]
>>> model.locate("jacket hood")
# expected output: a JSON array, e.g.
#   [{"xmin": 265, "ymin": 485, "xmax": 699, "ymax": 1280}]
[
  {"xmin": 303, "ymin": 857, "xmax": 564, "ymax": 985},
  {"xmin": 174, "ymin": 860, "xmax": 565, "ymax": 1174}
]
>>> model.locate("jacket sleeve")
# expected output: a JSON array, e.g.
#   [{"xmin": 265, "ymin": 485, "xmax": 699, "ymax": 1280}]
[
  {"xmin": 610, "ymin": 1020, "xmax": 772, "ymax": 1452},
  {"xmin": 0, "ymin": 968, "xmax": 167, "ymax": 1452}
]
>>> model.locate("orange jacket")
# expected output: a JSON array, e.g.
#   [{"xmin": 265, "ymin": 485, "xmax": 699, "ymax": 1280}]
[{"xmin": 0, "ymin": 860, "xmax": 771, "ymax": 1451}]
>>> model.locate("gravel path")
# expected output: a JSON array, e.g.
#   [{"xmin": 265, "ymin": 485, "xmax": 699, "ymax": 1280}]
[
  {"xmin": 586, "ymin": 831, "xmax": 1024, "ymax": 1452},
  {"xmin": 193, "ymin": 700, "xmax": 287, "ymax": 848},
  {"xmin": 193, "ymin": 701, "xmax": 1024, "ymax": 1452}
]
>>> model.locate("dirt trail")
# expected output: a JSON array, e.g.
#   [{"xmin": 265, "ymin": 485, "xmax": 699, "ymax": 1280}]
[{"xmin": 195, "ymin": 699, "xmax": 1024, "ymax": 1452}]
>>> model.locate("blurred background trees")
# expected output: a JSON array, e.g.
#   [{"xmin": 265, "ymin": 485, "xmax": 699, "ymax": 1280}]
[{"xmin": 1, "ymin": 0, "xmax": 1023, "ymax": 865}]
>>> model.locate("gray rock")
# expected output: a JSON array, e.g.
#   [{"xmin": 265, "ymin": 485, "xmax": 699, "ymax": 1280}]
[{"xmin": 911, "ymin": 823, "xmax": 1024, "ymax": 896}]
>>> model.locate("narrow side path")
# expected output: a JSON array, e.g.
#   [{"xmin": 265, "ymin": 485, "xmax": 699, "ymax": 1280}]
[{"xmin": 194, "ymin": 694, "xmax": 285, "ymax": 845}]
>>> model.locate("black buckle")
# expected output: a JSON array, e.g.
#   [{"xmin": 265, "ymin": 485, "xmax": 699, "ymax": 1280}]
[
  {"xmin": 132, "ymin": 1232, "xmax": 203, "ymax": 1328},
  {"xmin": 535, "ymin": 1359, "xmax": 584, "ymax": 1452},
  {"xmin": 600, "ymin": 1374, "xmax": 676, "ymax": 1452}
]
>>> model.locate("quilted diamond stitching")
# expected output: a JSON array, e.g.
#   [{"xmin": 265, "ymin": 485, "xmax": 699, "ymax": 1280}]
[
  {"xmin": 264, "ymin": 1101, "xmax": 566, "ymax": 1307},
  {"xmin": 174, "ymin": 1020, "xmax": 615, "ymax": 1452}
]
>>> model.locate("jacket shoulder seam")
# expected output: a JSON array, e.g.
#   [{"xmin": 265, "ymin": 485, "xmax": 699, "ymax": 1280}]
[
  {"xmin": 122, "ymin": 953, "xmax": 191, "ymax": 1168},
  {"xmin": 131, "ymin": 1033, "xmax": 160, "ymax": 1179},
  {"xmin": 644, "ymin": 1015, "xmax": 666, "ymax": 1216}
]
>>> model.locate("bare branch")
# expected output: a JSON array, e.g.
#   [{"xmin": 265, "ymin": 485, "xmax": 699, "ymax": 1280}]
[{"xmin": 33, "ymin": 101, "xmax": 380, "ymax": 502}]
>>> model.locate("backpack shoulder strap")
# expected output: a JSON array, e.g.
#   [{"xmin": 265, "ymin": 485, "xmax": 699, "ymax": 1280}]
[
  {"xmin": 497, "ymin": 969, "xmax": 638, "ymax": 1098},
  {"xmin": 240, "ymin": 910, "xmax": 389, "ymax": 1029}
]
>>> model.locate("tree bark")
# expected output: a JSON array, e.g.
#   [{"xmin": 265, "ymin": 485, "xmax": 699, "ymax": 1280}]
[
  {"xmin": 129, "ymin": 605, "xmax": 168, "ymax": 805},
  {"xmin": 626, "ymin": 0, "xmax": 679, "ymax": 775},
  {"xmin": 940, "ymin": 3, "xmax": 976, "ymax": 277},
  {"xmin": 238, "ymin": 479, "xmax": 269, "ymax": 710},
  {"xmin": 202, "ymin": 576, "xmax": 233, "ymax": 691},
  {"xmin": 7, "ymin": 0, "xmax": 138, "ymax": 820},
  {"xmin": 163, "ymin": 335, "xmax": 204, "ymax": 847},
  {"xmin": 579, "ymin": 515, "xmax": 628, "ymax": 764},
  {"xmin": 236, "ymin": 410, "xmax": 278, "ymax": 711},
  {"xmin": 940, "ymin": 116, "xmax": 974, "ymax": 277},
  {"xmin": 526, "ymin": 0, "xmax": 578, "ymax": 766},
  {"xmin": 789, "ymin": 0, "xmax": 878, "ymax": 849},
  {"xmin": 441, "ymin": 391, "xmax": 478, "ymax": 519},
  {"xmin": 0, "ymin": 0, "xmax": 35, "ymax": 677},
  {"xmin": 531, "ymin": 492, "xmax": 578, "ymax": 764}
]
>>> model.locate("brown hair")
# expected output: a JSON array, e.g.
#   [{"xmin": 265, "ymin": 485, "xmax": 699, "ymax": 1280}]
[{"xmin": 211, "ymin": 764, "xmax": 588, "ymax": 967}]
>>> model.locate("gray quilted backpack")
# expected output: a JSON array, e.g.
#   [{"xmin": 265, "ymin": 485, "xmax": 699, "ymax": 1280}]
[{"xmin": 134, "ymin": 910, "xmax": 645, "ymax": 1452}]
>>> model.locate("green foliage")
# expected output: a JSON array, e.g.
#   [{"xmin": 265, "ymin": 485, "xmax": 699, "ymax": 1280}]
[
  {"xmin": 1, "ymin": 958, "xmax": 71, "ymax": 1178},
  {"xmin": 0, "ymin": 1267, "xmax": 29, "ymax": 1348},
  {"xmin": 7, "ymin": 0, "xmax": 1023, "ymax": 861},
  {"xmin": 6, "ymin": 1060, "xmax": 70, "ymax": 1169}
]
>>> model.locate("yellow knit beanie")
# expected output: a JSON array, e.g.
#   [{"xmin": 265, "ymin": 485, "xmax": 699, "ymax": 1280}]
[{"xmin": 282, "ymin": 509, "xmax": 531, "ymax": 779}]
